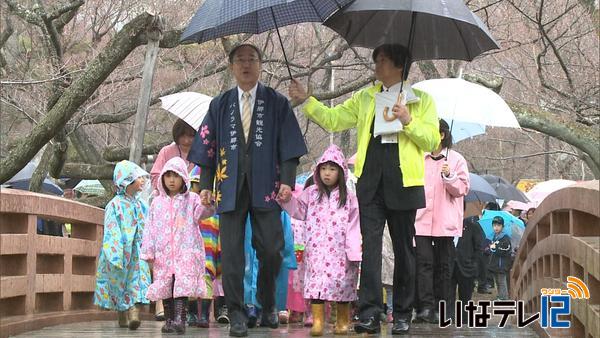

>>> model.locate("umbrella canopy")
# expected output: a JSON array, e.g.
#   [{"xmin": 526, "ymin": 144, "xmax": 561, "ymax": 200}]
[
  {"xmin": 506, "ymin": 200, "xmax": 536, "ymax": 211},
  {"xmin": 296, "ymin": 171, "xmax": 313, "ymax": 186},
  {"xmin": 159, "ymin": 92, "xmax": 212, "ymax": 130},
  {"xmin": 5, "ymin": 162, "xmax": 63, "ymax": 195},
  {"xmin": 526, "ymin": 179, "xmax": 576, "ymax": 207},
  {"xmin": 180, "ymin": 0, "xmax": 353, "ymax": 77},
  {"xmin": 491, "ymin": 182, "xmax": 529, "ymax": 203},
  {"xmin": 181, "ymin": 0, "xmax": 351, "ymax": 43},
  {"xmin": 447, "ymin": 120, "xmax": 486, "ymax": 143},
  {"xmin": 73, "ymin": 180, "xmax": 106, "ymax": 196},
  {"xmin": 465, "ymin": 173, "xmax": 498, "ymax": 203},
  {"xmin": 481, "ymin": 174, "xmax": 511, "ymax": 185},
  {"xmin": 479, "ymin": 210, "xmax": 525, "ymax": 241},
  {"xmin": 324, "ymin": 0, "xmax": 499, "ymax": 61},
  {"xmin": 413, "ymin": 78, "xmax": 520, "ymax": 129}
]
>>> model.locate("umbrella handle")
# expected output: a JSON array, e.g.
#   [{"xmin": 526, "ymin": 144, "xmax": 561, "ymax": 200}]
[{"xmin": 271, "ymin": 8, "xmax": 293, "ymax": 80}]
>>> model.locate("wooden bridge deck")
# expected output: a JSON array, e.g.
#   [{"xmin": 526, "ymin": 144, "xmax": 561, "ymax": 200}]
[{"xmin": 12, "ymin": 320, "xmax": 539, "ymax": 337}]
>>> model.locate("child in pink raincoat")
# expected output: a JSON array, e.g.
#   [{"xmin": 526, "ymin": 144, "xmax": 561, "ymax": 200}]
[
  {"xmin": 277, "ymin": 144, "xmax": 361, "ymax": 336},
  {"xmin": 141, "ymin": 157, "xmax": 215, "ymax": 334}
]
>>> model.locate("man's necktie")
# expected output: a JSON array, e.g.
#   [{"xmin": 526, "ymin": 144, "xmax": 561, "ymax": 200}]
[{"xmin": 242, "ymin": 91, "xmax": 252, "ymax": 141}]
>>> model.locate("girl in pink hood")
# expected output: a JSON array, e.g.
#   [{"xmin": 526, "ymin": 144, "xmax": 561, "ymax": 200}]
[
  {"xmin": 277, "ymin": 144, "xmax": 362, "ymax": 336},
  {"xmin": 141, "ymin": 157, "xmax": 215, "ymax": 334}
]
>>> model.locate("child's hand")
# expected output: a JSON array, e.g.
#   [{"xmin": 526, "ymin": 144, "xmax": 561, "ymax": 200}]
[
  {"xmin": 276, "ymin": 184, "xmax": 292, "ymax": 203},
  {"xmin": 200, "ymin": 189, "xmax": 213, "ymax": 206}
]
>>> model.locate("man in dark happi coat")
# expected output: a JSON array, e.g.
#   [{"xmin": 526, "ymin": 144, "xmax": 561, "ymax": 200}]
[{"xmin": 188, "ymin": 44, "xmax": 307, "ymax": 337}]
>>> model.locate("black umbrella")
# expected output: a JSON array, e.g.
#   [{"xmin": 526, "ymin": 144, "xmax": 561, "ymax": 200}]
[
  {"xmin": 325, "ymin": 0, "xmax": 499, "ymax": 60},
  {"xmin": 491, "ymin": 182, "xmax": 530, "ymax": 203},
  {"xmin": 180, "ymin": 0, "xmax": 353, "ymax": 78}
]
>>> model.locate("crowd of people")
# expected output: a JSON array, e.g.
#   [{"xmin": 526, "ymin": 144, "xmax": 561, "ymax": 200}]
[{"xmin": 93, "ymin": 43, "xmax": 530, "ymax": 336}]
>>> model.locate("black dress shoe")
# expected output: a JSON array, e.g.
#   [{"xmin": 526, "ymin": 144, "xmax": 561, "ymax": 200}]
[
  {"xmin": 229, "ymin": 321, "xmax": 248, "ymax": 337},
  {"xmin": 415, "ymin": 308, "xmax": 439, "ymax": 324},
  {"xmin": 391, "ymin": 318, "xmax": 410, "ymax": 335},
  {"xmin": 354, "ymin": 316, "xmax": 381, "ymax": 334},
  {"xmin": 259, "ymin": 310, "xmax": 279, "ymax": 329}
]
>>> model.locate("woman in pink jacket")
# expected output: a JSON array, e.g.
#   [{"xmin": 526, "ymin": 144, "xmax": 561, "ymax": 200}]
[
  {"xmin": 277, "ymin": 144, "xmax": 362, "ymax": 336},
  {"xmin": 150, "ymin": 119, "xmax": 196, "ymax": 191},
  {"xmin": 413, "ymin": 119, "xmax": 470, "ymax": 324},
  {"xmin": 141, "ymin": 157, "xmax": 214, "ymax": 334}
]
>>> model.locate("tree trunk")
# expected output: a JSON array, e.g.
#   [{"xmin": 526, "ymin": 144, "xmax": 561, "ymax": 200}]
[
  {"xmin": 103, "ymin": 142, "xmax": 169, "ymax": 162},
  {"xmin": 69, "ymin": 129, "xmax": 114, "ymax": 192},
  {"xmin": 0, "ymin": 12, "xmax": 163, "ymax": 183},
  {"xmin": 61, "ymin": 163, "xmax": 115, "ymax": 180}
]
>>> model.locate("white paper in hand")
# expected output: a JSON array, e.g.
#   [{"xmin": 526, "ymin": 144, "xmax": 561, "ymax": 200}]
[{"xmin": 374, "ymin": 91, "xmax": 403, "ymax": 137}]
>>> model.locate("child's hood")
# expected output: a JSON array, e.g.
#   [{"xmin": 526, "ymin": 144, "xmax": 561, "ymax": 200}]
[
  {"xmin": 157, "ymin": 157, "xmax": 190, "ymax": 196},
  {"xmin": 315, "ymin": 144, "xmax": 349, "ymax": 180},
  {"xmin": 113, "ymin": 160, "xmax": 149, "ymax": 194}
]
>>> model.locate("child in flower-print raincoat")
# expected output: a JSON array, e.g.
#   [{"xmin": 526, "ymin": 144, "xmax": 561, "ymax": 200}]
[
  {"xmin": 94, "ymin": 160, "xmax": 151, "ymax": 330},
  {"xmin": 277, "ymin": 144, "xmax": 362, "ymax": 336},
  {"xmin": 141, "ymin": 157, "xmax": 214, "ymax": 334}
]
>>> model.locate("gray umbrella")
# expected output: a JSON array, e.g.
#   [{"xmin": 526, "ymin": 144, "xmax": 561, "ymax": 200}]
[
  {"xmin": 324, "ymin": 0, "xmax": 499, "ymax": 62},
  {"xmin": 481, "ymin": 174, "xmax": 511, "ymax": 185},
  {"xmin": 180, "ymin": 0, "xmax": 353, "ymax": 78},
  {"xmin": 491, "ymin": 182, "xmax": 530, "ymax": 203},
  {"xmin": 465, "ymin": 173, "xmax": 498, "ymax": 203}
]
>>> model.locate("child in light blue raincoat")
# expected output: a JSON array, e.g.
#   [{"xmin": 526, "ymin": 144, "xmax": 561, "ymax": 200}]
[{"xmin": 94, "ymin": 160, "xmax": 151, "ymax": 330}]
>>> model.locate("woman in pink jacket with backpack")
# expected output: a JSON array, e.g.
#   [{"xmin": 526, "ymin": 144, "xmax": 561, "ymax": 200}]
[{"xmin": 413, "ymin": 119, "xmax": 470, "ymax": 324}]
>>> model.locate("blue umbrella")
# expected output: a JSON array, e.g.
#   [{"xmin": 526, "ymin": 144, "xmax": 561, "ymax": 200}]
[
  {"xmin": 295, "ymin": 171, "xmax": 312, "ymax": 186},
  {"xmin": 5, "ymin": 162, "xmax": 63, "ymax": 195},
  {"xmin": 465, "ymin": 173, "xmax": 497, "ymax": 203},
  {"xmin": 479, "ymin": 210, "xmax": 525, "ymax": 240},
  {"xmin": 180, "ymin": 0, "xmax": 353, "ymax": 78}
]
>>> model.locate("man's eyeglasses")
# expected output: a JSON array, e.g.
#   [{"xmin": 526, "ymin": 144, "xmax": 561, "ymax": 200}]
[{"xmin": 233, "ymin": 58, "xmax": 260, "ymax": 65}]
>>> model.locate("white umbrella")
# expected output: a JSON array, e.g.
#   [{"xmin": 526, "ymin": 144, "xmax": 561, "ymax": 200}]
[
  {"xmin": 413, "ymin": 78, "xmax": 520, "ymax": 129},
  {"xmin": 159, "ymin": 92, "xmax": 212, "ymax": 130}
]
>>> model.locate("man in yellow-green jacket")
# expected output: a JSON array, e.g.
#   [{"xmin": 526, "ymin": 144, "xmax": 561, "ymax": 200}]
[{"xmin": 289, "ymin": 44, "xmax": 440, "ymax": 335}]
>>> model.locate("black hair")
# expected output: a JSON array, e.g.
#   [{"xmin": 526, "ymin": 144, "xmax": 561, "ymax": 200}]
[
  {"xmin": 161, "ymin": 170, "xmax": 187, "ymax": 194},
  {"xmin": 484, "ymin": 201, "xmax": 501, "ymax": 211},
  {"xmin": 439, "ymin": 118, "xmax": 453, "ymax": 149},
  {"xmin": 372, "ymin": 44, "xmax": 412, "ymax": 80},
  {"xmin": 315, "ymin": 161, "xmax": 347, "ymax": 208},
  {"xmin": 172, "ymin": 119, "xmax": 196, "ymax": 144},
  {"xmin": 492, "ymin": 215, "xmax": 505, "ymax": 226},
  {"xmin": 228, "ymin": 44, "xmax": 263, "ymax": 64}
]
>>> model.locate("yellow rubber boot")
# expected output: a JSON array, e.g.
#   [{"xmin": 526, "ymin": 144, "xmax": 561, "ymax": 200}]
[
  {"xmin": 334, "ymin": 302, "xmax": 350, "ymax": 335},
  {"xmin": 310, "ymin": 303, "xmax": 325, "ymax": 336}
]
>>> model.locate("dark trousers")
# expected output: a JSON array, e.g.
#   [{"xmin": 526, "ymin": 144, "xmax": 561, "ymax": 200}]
[
  {"xmin": 449, "ymin": 263, "xmax": 474, "ymax": 320},
  {"xmin": 477, "ymin": 252, "xmax": 493, "ymax": 288},
  {"xmin": 357, "ymin": 192, "xmax": 417, "ymax": 320},
  {"xmin": 219, "ymin": 180, "xmax": 283, "ymax": 324},
  {"xmin": 415, "ymin": 236, "xmax": 454, "ymax": 312}
]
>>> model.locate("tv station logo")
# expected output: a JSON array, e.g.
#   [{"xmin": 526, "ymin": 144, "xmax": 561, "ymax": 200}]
[{"xmin": 439, "ymin": 276, "xmax": 590, "ymax": 329}]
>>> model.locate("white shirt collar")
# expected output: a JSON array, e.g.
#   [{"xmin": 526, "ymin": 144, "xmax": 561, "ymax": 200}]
[
  {"xmin": 382, "ymin": 81, "xmax": 404, "ymax": 93},
  {"xmin": 237, "ymin": 83, "xmax": 258, "ymax": 102}
]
